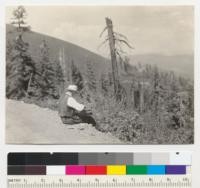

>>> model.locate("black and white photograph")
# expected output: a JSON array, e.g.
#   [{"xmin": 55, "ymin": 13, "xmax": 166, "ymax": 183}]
[{"xmin": 5, "ymin": 5, "xmax": 194, "ymax": 144}]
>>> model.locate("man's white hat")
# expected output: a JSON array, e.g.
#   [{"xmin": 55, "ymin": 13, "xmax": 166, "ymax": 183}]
[{"xmin": 66, "ymin": 84, "xmax": 78, "ymax": 92}]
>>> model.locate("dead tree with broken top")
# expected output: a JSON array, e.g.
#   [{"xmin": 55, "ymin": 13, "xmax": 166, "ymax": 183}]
[
  {"xmin": 105, "ymin": 18, "xmax": 119, "ymax": 96},
  {"xmin": 100, "ymin": 17, "xmax": 133, "ymax": 102}
]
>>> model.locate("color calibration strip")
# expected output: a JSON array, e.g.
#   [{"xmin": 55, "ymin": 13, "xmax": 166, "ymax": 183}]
[
  {"xmin": 8, "ymin": 165, "xmax": 190, "ymax": 175},
  {"xmin": 8, "ymin": 152, "xmax": 192, "ymax": 165},
  {"xmin": 8, "ymin": 152, "xmax": 191, "ymax": 176}
]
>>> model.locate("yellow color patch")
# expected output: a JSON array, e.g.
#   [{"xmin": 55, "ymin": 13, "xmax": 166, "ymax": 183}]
[{"xmin": 107, "ymin": 165, "xmax": 126, "ymax": 175}]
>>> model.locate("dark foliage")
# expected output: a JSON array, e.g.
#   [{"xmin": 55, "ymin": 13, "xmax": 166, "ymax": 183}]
[
  {"xmin": 37, "ymin": 40, "xmax": 57, "ymax": 98},
  {"xmin": 6, "ymin": 35, "xmax": 36, "ymax": 99},
  {"xmin": 86, "ymin": 61, "xmax": 97, "ymax": 92},
  {"xmin": 71, "ymin": 60, "xmax": 84, "ymax": 91}
]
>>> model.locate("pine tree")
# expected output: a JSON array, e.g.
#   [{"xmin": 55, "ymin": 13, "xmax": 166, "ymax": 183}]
[
  {"xmin": 38, "ymin": 39, "xmax": 56, "ymax": 98},
  {"xmin": 100, "ymin": 72, "xmax": 114, "ymax": 96},
  {"xmin": 100, "ymin": 73, "xmax": 109, "ymax": 94},
  {"xmin": 54, "ymin": 60, "xmax": 65, "ymax": 96},
  {"xmin": 6, "ymin": 6, "xmax": 36, "ymax": 99},
  {"xmin": 130, "ymin": 78, "xmax": 136, "ymax": 109},
  {"xmin": 165, "ymin": 72, "xmax": 185, "ymax": 128},
  {"xmin": 6, "ymin": 35, "xmax": 36, "ymax": 99},
  {"xmin": 116, "ymin": 82, "xmax": 127, "ymax": 106},
  {"xmin": 188, "ymin": 84, "xmax": 194, "ymax": 117},
  {"xmin": 86, "ymin": 61, "xmax": 97, "ymax": 92},
  {"xmin": 71, "ymin": 60, "xmax": 84, "ymax": 91},
  {"xmin": 151, "ymin": 66, "xmax": 163, "ymax": 122}
]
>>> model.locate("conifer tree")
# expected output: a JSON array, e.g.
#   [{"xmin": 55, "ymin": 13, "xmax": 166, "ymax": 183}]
[
  {"xmin": 100, "ymin": 72, "xmax": 114, "ymax": 96},
  {"xmin": 38, "ymin": 39, "xmax": 56, "ymax": 98},
  {"xmin": 54, "ymin": 60, "xmax": 65, "ymax": 96},
  {"xmin": 6, "ymin": 6, "xmax": 35, "ymax": 99},
  {"xmin": 71, "ymin": 60, "xmax": 84, "ymax": 91},
  {"xmin": 86, "ymin": 61, "xmax": 97, "ymax": 92},
  {"xmin": 6, "ymin": 35, "xmax": 36, "ymax": 99},
  {"xmin": 100, "ymin": 73, "xmax": 109, "ymax": 95},
  {"xmin": 151, "ymin": 66, "xmax": 164, "ymax": 122}
]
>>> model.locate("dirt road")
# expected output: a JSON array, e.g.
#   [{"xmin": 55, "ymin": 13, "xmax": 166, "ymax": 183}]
[{"xmin": 6, "ymin": 100, "xmax": 122, "ymax": 144}]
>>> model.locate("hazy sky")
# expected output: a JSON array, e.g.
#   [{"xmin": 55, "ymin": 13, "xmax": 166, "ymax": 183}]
[{"xmin": 6, "ymin": 6, "xmax": 194, "ymax": 57}]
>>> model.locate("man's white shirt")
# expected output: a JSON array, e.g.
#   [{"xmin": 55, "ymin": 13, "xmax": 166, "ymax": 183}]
[{"xmin": 66, "ymin": 92, "xmax": 84, "ymax": 112}]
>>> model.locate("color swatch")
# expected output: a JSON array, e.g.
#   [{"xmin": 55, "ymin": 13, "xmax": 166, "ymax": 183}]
[
  {"xmin": 85, "ymin": 165, "xmax": 106, "ymax": 175},
  {"xmin": 66, "ymin": 165, "xmax": 85, "ymax": 175},
  {"xmin": 8, "ymin": 152, "xmax": 191, "ymax": 176},
  {"xmin": 8, "ymin": 165, "xmax": 190, "ymax": 175},
  {"xmin": 107, "ymin": 165, "xmax": 126, "ymax": 175},
  {"xmin": 8, "ymin": 152, "xmax": 191, "ymax": 165},
  {"xmin": 126, "ymin": 165, "xmax": 147, "ymax": 175}
]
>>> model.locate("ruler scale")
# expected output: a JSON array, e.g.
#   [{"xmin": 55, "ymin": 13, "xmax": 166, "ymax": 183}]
[{"xmin": 7, "ymin": 175, "xmax": 191, "ymax": 188}]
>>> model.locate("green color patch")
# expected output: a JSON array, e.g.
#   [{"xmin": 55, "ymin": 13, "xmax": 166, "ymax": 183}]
[{"xmin": 126, "ymin": 165, "xmax": 147, "ymax": 175}]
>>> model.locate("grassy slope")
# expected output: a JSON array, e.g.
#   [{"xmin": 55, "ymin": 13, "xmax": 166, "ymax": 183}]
[{"xmin": 6, "ymin": 24, "xmax": 110, "ymax": 80}]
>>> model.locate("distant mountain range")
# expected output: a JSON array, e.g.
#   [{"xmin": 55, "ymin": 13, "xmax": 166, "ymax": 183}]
[
  {"xmin": 6, "ymin": 24, "xmax": 193, "ymax": 80},
  {"xmin": 129, "ymin": 54, "xmax": 194, "ymax": 80}
]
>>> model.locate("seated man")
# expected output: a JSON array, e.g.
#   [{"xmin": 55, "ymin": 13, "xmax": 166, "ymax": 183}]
[{"xmin": 58, "ymin": 85, "xmax": 96, "ymax": 126}]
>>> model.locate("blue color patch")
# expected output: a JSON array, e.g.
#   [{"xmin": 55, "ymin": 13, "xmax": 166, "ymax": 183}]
[{"xmin": 147, "ymin": 165, "xmax": 165, "ymax": 175}]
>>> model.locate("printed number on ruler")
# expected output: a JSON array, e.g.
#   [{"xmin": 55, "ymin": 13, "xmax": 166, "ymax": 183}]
[{"xmin": 7, "ymin": 175, "xmax": 191, "ymax": 188}]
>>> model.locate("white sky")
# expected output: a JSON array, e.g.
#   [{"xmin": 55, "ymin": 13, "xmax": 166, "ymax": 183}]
[{"xmin": 6, "ymin": 6, "xmax": 194, "ymax": 57}]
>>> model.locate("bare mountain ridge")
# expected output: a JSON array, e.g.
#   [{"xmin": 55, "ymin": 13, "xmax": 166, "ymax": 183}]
[{"xmin": 130, "ymin": 54, "xmax": 194, "ymax": 80}]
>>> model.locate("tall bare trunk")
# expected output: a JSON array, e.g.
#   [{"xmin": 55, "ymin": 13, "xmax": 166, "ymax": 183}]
[{"xmin": 105, "ymin": 17, "xmax": 119, "ymax": 96}]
